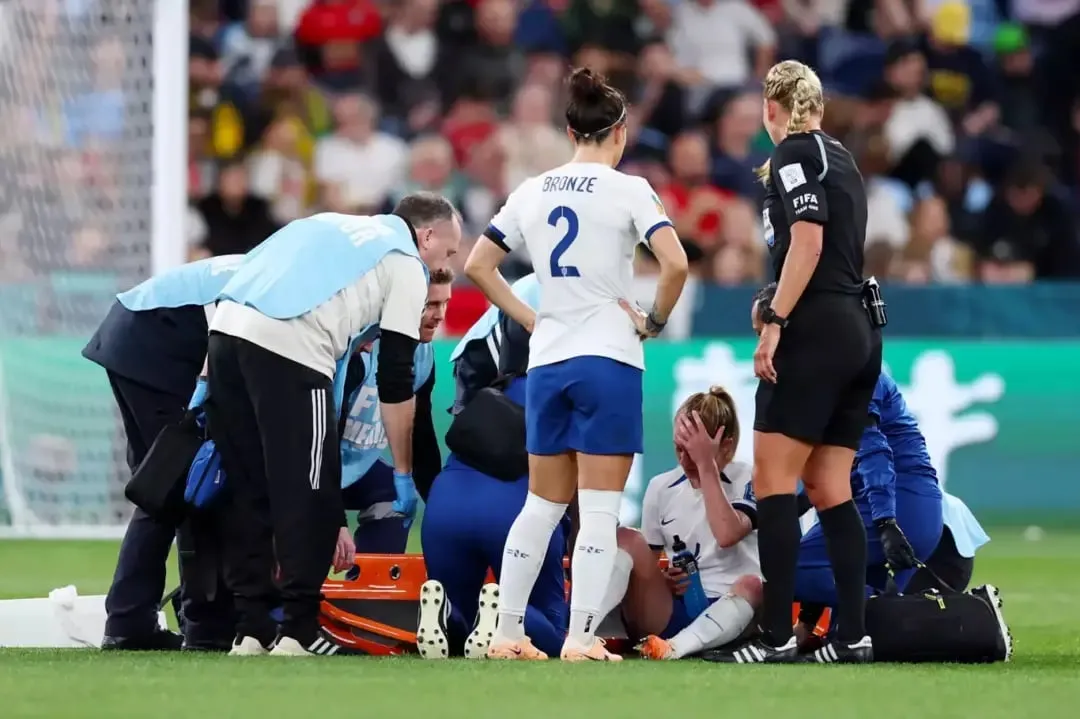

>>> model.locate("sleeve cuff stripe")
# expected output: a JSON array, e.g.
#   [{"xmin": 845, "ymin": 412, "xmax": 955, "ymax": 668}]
[
  {"xmin": 482, "ymin": 225, "xmax": 510, "ymax": 253},
  {"xmin": 644, "ymin": 220, "xmax": 673, "ymax": 243}
]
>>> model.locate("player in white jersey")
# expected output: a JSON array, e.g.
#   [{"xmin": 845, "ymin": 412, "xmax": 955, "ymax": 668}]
[
  {"xmin": 463, "ymin": 68, "xmax": 689, "ymax": 661},
  {"xmin": 615, "ymin": 387, "xmax": 763, "ymax": 660}
]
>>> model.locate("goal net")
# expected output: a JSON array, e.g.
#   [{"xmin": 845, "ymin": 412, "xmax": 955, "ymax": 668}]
[{"xmin": 0, "ymin": 1, "xmax": 186, "ymax": 538}]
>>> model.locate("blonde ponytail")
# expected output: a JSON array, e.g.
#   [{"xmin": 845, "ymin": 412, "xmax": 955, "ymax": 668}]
[{"xmin": 756, "ymin": 61, "xmax": 825, "ymax": 185}]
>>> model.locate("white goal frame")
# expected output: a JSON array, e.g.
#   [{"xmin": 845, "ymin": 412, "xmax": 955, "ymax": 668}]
[{"xmin": 0, "ymin": 0, "xmax": 189, "ymax": 539}]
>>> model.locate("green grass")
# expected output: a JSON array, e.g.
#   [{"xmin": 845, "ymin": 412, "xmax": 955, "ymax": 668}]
[{"xmin": 2, "ymin": 529, "xmax": 1079, "ymax": 718}]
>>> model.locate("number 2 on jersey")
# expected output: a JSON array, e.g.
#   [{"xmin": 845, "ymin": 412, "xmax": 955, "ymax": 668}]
[{"xmin": 547, "ymin": 206, "xmax": 580, "ymax": 278}]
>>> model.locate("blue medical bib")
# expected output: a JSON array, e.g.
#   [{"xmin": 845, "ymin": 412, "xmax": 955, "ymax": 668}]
[
  {"xmin": 117, "ymin": 255, "xmax": 244, "ymax": 311},
  {"xmin": 218, "ymin": 213, "xmax": 426, "ymax": 320},
  {"xmin": 449, "ymin": 273, "xmax": 540, "ymax": 362},
  {"xmin": 340, "ymin": 340, "xmax": 435, "ymax": 488},
  {"xmin": 941, "ymin": 493, "xmax": 990, "ymax": 558}
]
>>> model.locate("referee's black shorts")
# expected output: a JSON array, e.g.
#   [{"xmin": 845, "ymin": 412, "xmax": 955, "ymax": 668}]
[
  {"xmin": 754, "ymin": 293, "xmax": 882, "ymax": 450},
  {"xmin": 205, "ymin": 332, "xmax": 343, "ymax": 644}
]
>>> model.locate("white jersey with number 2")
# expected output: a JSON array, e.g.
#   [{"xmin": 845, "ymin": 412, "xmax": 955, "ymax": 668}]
[{"xmin": 485, "ymin": 163, "xmax": 672, "ymax": 372}]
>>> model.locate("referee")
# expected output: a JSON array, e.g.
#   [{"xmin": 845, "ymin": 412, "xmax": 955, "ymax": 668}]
[
  {"xmin": 205, "ymin": 193, "xmax": 460, "ymax": 657},
  {"xmin": 710, "ymin": 61, "xmax": 881, "ymax": 664}
]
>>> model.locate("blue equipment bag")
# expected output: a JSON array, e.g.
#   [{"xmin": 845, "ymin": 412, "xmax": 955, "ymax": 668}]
[{"xmin": 184, "ymin": 439, "xmax": 226, "ymax": 509}]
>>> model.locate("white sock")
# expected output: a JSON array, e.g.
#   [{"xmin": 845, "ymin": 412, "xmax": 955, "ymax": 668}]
[
  {"xmin": 668, "ymin": 594, "xmax": 755, "ymax": 659},
  {"xmin": 567, "ymin": 489, "xmax": 622, "ymax": 646},
  {"xmin": 494, "ymin": 492, "xmax": 567, "ymax": 642},
  {"xmin": 596, "ymin": 548, "xmax": 632, "ymax": 622}
]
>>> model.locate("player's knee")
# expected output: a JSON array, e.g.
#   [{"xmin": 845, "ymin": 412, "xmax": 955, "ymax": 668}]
[
  {"xmin": 616, "ymin": 527, "xmax": 654, "ymax": 572},
  {"xmin": 731, "ymin": 574, "xmax": 763, "ymax": 608}
]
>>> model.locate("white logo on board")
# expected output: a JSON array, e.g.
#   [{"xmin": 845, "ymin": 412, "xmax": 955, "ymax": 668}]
[{"xmin": 669, "ymin": 344, "xmax": 1005, "ymax": 491}]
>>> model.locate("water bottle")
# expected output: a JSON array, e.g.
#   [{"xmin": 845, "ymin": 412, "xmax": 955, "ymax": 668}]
[{"xmin": 670, "ymin": 535, "xmax": 709, "ymax": 617}]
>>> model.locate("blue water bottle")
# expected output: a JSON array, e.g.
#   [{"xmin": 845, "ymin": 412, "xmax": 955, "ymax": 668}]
[{"xmin": 671, "ymin": 535, "xmax": 709, "ymax": 617}]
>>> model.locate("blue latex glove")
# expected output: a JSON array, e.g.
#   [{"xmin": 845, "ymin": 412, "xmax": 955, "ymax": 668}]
[
  {"xmin": 188, "ymin": 377, "xmax": 209, "ymax": 410},
  {"xmin": 392, "ymin": 471, "xmax": 419, "ymax": 529}
]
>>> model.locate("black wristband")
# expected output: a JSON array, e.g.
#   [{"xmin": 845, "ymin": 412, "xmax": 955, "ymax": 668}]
[
  {"xmin": 645, "ymin": 311, "xmax": 666, "ymax": 335},
  {"xmin": 875, "ymin": 517, "xmax": 898, "ymax": 530}
]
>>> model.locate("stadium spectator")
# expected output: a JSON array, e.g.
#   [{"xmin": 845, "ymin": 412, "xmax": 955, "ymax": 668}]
[
  {"xmin": 314, "ymin": 94, "xmax": 407, "ymax": 212},
  {"xmin": 295, "ymin": 0, "xmax": 383, "ymax": 91},
  {"xmin": 219, "ymin": 0, "xmax": 286, "ymax": 103},
  {"xmin": 974, "ymin": 160, "xmax": 1080, "ymax": 279},
  {"xmin": 710, "ymin": 90, "xmax": 770, "ymax": 199},
  {"xmin": 452, "ymin": 0, "xmax": 522, "ymax": 108},
  {"xmin": 498, "ymin": 84, "xmax": 573, "ymax": 191},
  {"xmin": 370, "ymin": 0, "xmax": 449, "ymax": 136},
  {"xmin": 192, "ymin": 159, "xmax": 280, "ymax": 258},
  {"xmin": 247, "ymin": 115, "xmax": 312, "ymax": 224},
  {"xmin": 630, "ymin": 41, "xmax": 687, "ymax": 150},
  {"xmin": 659, "ymin": 131, "xmax": 730, "ymax": 263},
  {"xmin": 667, "ymin": 0, "xmax": 776, "ymax": 111}
]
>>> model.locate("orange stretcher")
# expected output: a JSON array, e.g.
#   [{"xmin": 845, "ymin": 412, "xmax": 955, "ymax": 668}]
[{"xmin": 319, "ymin": 554, "xmax": 832, "ymax": 655}]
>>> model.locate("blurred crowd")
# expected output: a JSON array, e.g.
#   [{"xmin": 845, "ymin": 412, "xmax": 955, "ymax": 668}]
[{"xmin": 3, "ymin": 0, "xmax": 1080, "ymax": 330}]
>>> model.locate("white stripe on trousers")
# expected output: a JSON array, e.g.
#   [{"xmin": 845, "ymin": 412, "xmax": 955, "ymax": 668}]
[{"xmin": 308, "ymin": 389, "xmax": 326, "ymax": 490}]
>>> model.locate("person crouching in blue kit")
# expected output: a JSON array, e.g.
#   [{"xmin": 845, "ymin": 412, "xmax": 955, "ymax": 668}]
[
  {"xmin": 337, "ymin": 272, "xmax": 452, "ymax": 554},
  {"xmin": 82, "ymin": 255, "xmax": 243, "ymax": 651},
  {"xmin": 414, "ymin": 274, "xmax": 570, "ymax": 660},
  {"xmin": 792, "ymin": 369, "xmax": 944, "ymax": 640}
]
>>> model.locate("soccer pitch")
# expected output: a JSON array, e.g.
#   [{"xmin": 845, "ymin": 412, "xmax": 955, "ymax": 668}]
[{"xmin": 1, "ymin": 529, "xmax": 1078, "ymax": 719}]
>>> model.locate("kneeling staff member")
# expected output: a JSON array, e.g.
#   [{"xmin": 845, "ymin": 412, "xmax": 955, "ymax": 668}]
[
  {"xmin": 206, "ymin": 195, "xmax": 461, "ymax": 657},
  {"xmin": 83, "ymin": 255, "xmax": 242, "ymax": 651}
]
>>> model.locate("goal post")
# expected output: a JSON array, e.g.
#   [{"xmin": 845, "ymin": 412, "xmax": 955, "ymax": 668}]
[{"xmin": 0, "ymin": 0, "xmax": 189, "ymax": 539}]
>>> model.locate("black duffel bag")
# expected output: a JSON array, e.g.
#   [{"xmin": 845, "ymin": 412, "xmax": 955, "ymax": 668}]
[
  {"xmin": 866, "ymin": 581, "xmax": 1012, "ymax": 663},
  {"xmin": 445, "ymin": 384, "xmax": 527, "ymax": 481},
  {"xmin": 124, "ymin": 409, "xmax": 204, "ymax": 526}
]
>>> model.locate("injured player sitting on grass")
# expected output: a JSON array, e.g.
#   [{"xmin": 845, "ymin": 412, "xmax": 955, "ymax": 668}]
[{"xmin": 608, "ymin": 387, "xmax": 763, "ymax": 660}]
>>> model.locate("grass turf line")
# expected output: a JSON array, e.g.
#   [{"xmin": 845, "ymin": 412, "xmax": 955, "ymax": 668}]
[{"xmin": 1, "ymin": 528, "xmax": 1078, "ymax": 718}]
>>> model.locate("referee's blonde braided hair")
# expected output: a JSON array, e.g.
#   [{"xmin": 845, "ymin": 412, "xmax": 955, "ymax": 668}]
[
  {"xmin": 677, "ymin": 386, "xmax": 740, "ymax": 457},
  {"xmin": 756, "ymin": 61, "xmax": 825, "ymax": 185}
]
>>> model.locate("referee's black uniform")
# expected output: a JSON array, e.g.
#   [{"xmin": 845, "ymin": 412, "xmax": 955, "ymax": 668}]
[
  {"xmin": 756, "ymin": 131, "xmax": 881, "ymax": 445},
  {"xmin": 755, "ymin": 130, "xmax": 881, "ymax": 659}
]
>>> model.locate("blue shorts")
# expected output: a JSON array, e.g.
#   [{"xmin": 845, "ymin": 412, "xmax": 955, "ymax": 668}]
[
  {"xmin": 661, "ymin": 596, "xmax": 720, "ymax": 639},
  {"xmin": 526, "ymin": 356, "xmax": 643, "ymax": 456}
]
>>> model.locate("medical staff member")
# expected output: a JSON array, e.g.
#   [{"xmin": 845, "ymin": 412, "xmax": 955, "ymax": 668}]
[
  {"xmin": 447, "ymin": 273, "xmax": 538, "ymax": 414},
  {"xmin": 83, "ymin": 255, "xmax": 242, "ymax": 652},
  {"xmin": 206, "ymin": 194, "xmax": 460, "ymax": 658},
  {"xmin": 791, "ymin": 370, "xmax": 943, "ymax": 651},
  {"xmin": 465, "ymin": 67, "xmax": 688, "ymax": 662},
  {"xmin": 339, "ymin": 271, "xmax": 452, "ymax": 554},
  {"xmin": 416, "ymin": 275, "xmax": 572, "ymax": 660},
  {"xmin": 906, "ymin": 494, "xmax": 990, "ymax": 594}
]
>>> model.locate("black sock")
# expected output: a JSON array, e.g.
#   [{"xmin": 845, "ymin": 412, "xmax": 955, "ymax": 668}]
[
  {"xmin": 756, "ymin": 493, "xmax": 801, "ymax": 646},
  {"xmin": 817, "ymin": 500, "xmax": 868, "ymax": 643}
]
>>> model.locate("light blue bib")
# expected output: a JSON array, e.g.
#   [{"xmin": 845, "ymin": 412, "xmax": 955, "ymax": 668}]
[
  {"xmin": 340, "ymin": 340, "xmax": 435, "ymax": 488},
  {"xmin": 449, "ymin": 273, "xmax": 540, "ymax": 362},
  {"xmin": 217, "ymin": 213, "xmax": 425, "ymax": 320},
  {"xmin": 941, "ymin": 493, "xmax": 990, "ymax": 558},
  {"xmin": 117, "ymin": 255, "xmax": 244, "ymax": 311}
]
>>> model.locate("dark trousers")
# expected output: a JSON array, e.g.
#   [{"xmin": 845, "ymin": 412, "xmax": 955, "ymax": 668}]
[
  {"xmin": 205, "ymin": 333, "xmax": 343, "ymax": 643},
  {"xmin": 103, "ymin": 373, "xmax": 231, "ymax": 641}
]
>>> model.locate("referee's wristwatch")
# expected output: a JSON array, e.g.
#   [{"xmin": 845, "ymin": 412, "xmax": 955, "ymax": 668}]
[{"xmin": 760, "ymin": 306, "xmax": 789, "ymax": 329}]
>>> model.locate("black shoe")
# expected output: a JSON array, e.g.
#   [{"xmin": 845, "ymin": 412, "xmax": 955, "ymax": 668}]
[
  {"xmin": 702, "ymin": 636, "xmax": 804, "ymax": 663},
  {"xmin": 182, "ymin": 636, "xmax": 234, "ymax": 652},
  {"xmin": 101, "ymin": 628, "xmax": 183, "ymax": 651},
  {"xmin": 810, "ymin": 635, "xmax": 874, "ymax": 663},
  {"xmin": 269, "ymin": 628, "xmax": 353, "ymax": 656},
  {"xmin": 970, "ymin": 584, "xmax": 1013, "ymax": 661}
]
